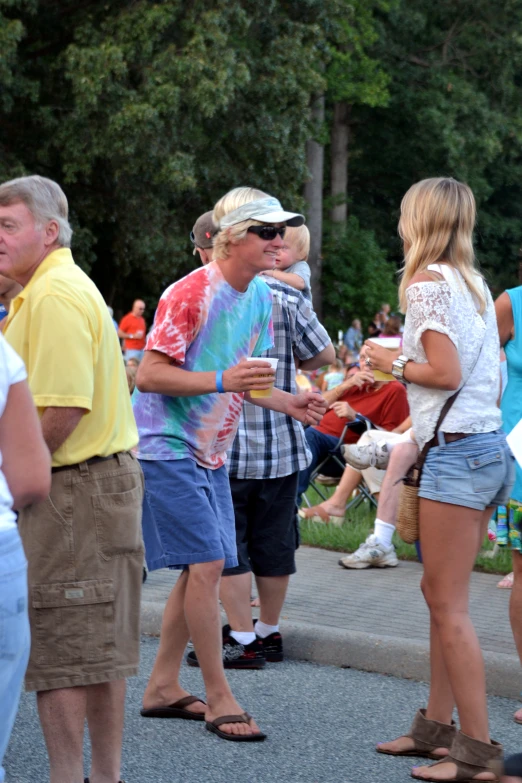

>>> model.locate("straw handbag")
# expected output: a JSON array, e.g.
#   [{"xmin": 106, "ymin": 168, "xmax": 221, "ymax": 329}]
[
  {"xmin": 396, "ymin": 321, "xmax": 488, "ymax": 545},
  {"xmin": 396, "ymin": 393, "xmax": 460, "ymax": 543}
]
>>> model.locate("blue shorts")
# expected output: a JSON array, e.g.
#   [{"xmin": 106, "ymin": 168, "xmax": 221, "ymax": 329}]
[
  {"xmin": 140, "ymin": 458, "xmax": 238, "ymax": 571},
  {"xmin": 419, "ymin": 430, "xmax": 515, "ymax": 511}
]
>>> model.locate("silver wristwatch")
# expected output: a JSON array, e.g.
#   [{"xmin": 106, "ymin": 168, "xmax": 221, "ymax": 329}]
[{"xmin": 391, "ymin": 354, "xmax": 411, "ymax": 383}]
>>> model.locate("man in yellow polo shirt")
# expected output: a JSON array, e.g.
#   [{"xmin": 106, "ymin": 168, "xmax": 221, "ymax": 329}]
[{"xmin": 0, "ymin": 175, "xmax": 143, "ymax": 783}]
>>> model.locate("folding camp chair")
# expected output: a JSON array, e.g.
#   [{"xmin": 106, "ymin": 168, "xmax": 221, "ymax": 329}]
[{"xmin": 302, "ymin": 414, "xmax": 378, "ymax": 511}]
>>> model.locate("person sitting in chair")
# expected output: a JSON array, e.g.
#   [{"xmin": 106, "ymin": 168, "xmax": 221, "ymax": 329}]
[{"xmin": 296, "ymin": 366, "xmax": 409, "ymax": 510}]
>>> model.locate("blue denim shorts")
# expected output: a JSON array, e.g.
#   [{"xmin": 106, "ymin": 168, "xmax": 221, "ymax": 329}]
[
  {"xmin": 419, "ymin": 430, "xmax": 515, "ymax": 511},
  {"xmin": 140, "ymin": 458, "xmax": 238, "ymax": 572}
]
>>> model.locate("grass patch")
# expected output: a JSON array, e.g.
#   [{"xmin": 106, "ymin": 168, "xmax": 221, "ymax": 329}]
[{"xmin": 299, "ymin": 489, "xmax": 513, "ymax": 575}]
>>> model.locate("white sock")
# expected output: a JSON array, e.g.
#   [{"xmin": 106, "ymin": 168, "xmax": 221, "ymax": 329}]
[
  {"xmin": 387, "ymin": 427, "xmax": 415, "ymax": 455},
  {"xmin": 255, "ymin": 620, "xmax": 279, "ymax": 639},
  {"xmin": 374, "ymin": 519, "xmax": 395, "ymax": 548},
  {"xmin": 230, "ymin": 630, "xmax": 256, "ymax": 646}
]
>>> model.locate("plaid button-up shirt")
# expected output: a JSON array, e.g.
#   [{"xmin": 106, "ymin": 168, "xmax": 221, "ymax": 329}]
[{"xmin": 227, "ymin": 279, "xmax": 331, "ymax": 479}]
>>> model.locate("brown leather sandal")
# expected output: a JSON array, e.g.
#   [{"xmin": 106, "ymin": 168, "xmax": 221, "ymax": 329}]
[
  {"xmin": 377, "ymin": 709, "xmax": 456, "ymax": 760},
  {"xmin": 410, "ymin": 730, "xmax": 502, "ymax": 781}
]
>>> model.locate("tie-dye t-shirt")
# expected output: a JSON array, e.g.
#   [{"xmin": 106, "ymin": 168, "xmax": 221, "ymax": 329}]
[{"xmin": 133, "ymin": 262, "xmax": 273, "ymax": 469}]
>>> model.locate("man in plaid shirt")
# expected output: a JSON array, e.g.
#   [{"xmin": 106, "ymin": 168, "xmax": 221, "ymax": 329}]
[{"xmin": 219, "ymin": 279, "xmax": 334, "ymax": 666}]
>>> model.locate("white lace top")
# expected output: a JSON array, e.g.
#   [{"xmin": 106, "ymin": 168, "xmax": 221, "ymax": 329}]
[{"xmin": 402, "ymin": 264, "xmax": 502, "ymax": 449}]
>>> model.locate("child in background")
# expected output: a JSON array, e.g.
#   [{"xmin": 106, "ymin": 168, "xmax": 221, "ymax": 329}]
[
  {"xmin": 321, "ymin": 358, "xmax": 346, "ymax": 391},
  {"xmin": 261, "ymin": 225, "xmax": 312, "ymax": 299}
]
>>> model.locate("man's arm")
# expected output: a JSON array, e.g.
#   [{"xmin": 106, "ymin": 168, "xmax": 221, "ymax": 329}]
[
  {"xmin": 137, "ymin": 350, "xmax": 277, "ymax": 396},
  {"xmin": 299, "ymin": 343, "xmax": 336, "ymax": 372},
  {"xmin": 40, "ymin": 407, "xmax": 88, "ymax": 456},
  {"xmin": 245, "ymin": 387, "xmax": 327, "ymax": 426},
  {"xmin": 262, "ymin": 269, "xmax": 305, "ymax": 291}
]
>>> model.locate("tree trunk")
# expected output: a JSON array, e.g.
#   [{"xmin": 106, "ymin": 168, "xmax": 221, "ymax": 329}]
[
  {"xmin": 304, "ymin": 93, "xmax": 325, "ymax": 318},
  {"xmin": 330, "ymin": 101, "xmax": 351, "ymax": 226}
]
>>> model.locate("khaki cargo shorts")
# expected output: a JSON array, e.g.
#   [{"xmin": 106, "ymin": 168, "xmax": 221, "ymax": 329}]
[{"xmin": 18, "ymin": 452, "xmax": 144, "ymax": 692}]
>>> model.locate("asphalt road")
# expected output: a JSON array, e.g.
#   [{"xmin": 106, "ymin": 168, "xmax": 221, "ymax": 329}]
[{"xmin": 5, "ymin": 635, "xmax": 522, "ymax": 783}]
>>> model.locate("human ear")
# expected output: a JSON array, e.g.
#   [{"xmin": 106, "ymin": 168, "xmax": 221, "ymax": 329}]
[{"xmin": 44, "ymin": 219, "xmax": 60, "ymax": 246}]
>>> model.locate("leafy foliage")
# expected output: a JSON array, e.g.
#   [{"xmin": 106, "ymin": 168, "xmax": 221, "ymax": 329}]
[
  {"xmin": 321, "ymin": 216, "xmax": 398, "ymax": 334},
  {"xmin": 1, "ymin": 0, "xmax": 522, "ymax": 323}
]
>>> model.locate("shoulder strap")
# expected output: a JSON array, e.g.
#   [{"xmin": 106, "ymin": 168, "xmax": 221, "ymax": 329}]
[{"xmin": 414, "ymin": 330, "xmax": 486, "ymax": 473}]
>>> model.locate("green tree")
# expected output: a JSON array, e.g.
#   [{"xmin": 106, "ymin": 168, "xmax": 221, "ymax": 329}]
[
  {"xmin": 0, "ymin": 0, "xmax": 323, "ymax": 310},
  {"xmin": 349, "ymin": 0, "xmax": 522, "ymax": 292},
  {"xmin": 321, "ymin": 216, "xmax": 397, "ymax": 335}
]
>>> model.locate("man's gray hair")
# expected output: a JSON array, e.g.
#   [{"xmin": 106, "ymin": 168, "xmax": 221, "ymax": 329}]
[{"xmin": 0, "ymin": 175, "xmax": 73, "ymax": 247}]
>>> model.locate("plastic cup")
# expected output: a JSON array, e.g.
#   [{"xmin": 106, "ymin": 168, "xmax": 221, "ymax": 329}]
[
  {"xmin": 246, "ymin": 357, "xmax": 278, "ymax": 398},
  {"xmin": 368, "ymin": 337, "xmax": 401, "ymax": 381}
]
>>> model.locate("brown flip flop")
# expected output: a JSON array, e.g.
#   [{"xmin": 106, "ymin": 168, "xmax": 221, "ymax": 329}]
[
  {"xmin": 206, "ymin": 712, "xmax": 266, "ymax": 742},
  {"xmin": 140, "ymin": 694, "xmax": 206, "ymax": 721}
]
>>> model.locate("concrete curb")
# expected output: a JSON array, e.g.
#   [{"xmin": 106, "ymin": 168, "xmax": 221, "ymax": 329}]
[{"xmin": 141, "ymin": 601, "xmax": 521, "ymax": 700}]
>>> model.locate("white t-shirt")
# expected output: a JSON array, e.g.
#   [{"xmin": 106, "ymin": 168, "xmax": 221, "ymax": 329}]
[
  {"xmin": 402, "ymin": 263, "xmax": 502, "ymax": 449},
  {"xmin": 0, "ymin": 334, "xmax": 27, "ymax": 532}
]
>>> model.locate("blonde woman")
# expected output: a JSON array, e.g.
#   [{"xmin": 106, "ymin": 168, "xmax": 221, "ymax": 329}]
[{"xmin": 365, "ymin": 178, "xmax": 514, "ymax": 782}]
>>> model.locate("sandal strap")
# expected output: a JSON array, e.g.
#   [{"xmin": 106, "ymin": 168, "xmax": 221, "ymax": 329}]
[
  {"xmin": 211, "ymin": 713, "xmax": 250, "ymax": 729},
  {"xmin": 407, "ymin": 709, "xmax": 456, "ymax": 753},
  {"xmin": 171, "ymin": 695, "xmax": 205, "ymax": 709},
  {"xmin": 428, "ymin": 731, "xmax": 502, "ymax": 780}
]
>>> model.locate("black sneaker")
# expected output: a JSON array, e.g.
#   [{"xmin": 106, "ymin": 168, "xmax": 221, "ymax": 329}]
[
  {"xmin": 254, "ymin": 619, "xmax": 284, "ymax": 662},
  {"xmin": 186, "ymin": 625, "xmax": 266, "ymax": 669}
]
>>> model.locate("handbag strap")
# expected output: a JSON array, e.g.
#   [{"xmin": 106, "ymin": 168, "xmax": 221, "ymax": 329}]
[{"xmin": 414, "ymin": 330, "xmax": 487, "ymax": 475}]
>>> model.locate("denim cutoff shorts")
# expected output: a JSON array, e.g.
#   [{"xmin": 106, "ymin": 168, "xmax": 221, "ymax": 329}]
[
  {"xmin": 140, "ymin": 458, "xmax": 238, "ymax": 572},
  {"xmin": 419, "ymin": 430, "xmax": 515, "ymax": 511}
]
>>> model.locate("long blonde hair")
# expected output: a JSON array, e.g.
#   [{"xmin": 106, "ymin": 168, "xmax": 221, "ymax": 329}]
[{"xmin": 398, "ymin": 177, "xmax": 485, "ymax": 314}]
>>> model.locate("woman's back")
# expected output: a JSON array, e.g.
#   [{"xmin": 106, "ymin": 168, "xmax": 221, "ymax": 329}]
[{"xmin": 402, "ymin": 263, "xmax": 501, "ymax": 448}]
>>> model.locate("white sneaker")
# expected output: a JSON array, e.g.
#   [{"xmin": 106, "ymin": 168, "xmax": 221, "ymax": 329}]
[
  {"xmin": 338, "ymin": 534, "xmax": 399, "ymax": 569},
  {"xmin": 342, "ymin": 439, "xmax": 390, "ymax": 470}
]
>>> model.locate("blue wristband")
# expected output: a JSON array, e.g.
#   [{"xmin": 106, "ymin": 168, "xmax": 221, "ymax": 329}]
[{"xmin": 216, "ymin": 370, "xmax": 225, "ymax": 394}]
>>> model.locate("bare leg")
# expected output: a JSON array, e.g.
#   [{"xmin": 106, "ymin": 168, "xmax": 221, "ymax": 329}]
[
  {"xmin": 37, "ymin": 687, "xmax": 87, "ymax": 783},
  {"xmin": 256, "ymin": 575, "xmax": 290, "ymax": 626},
  {"xmin": 304, "ymin": 441, "xmax": 419, "ymax": 520},
  {"xmin": 86, "ymin": 680, "xmax": 126, "ymax": 783},
  {"xmin": 185, "ymin": 560, "xmax": 262, "ymax": 737},
  {"xmin": 302, "ymin": 466, "xmax": 362, "ymax": 517},
  {"xmin": 510, "ymin": 552, "xmax": 522, "ymax": 722},
  {"xmin": 142, "ymin": 570, "xmax": 204, "ymax": 716},
  {"xmin": 376, "ymin": 442, "xmax": 418, "ymax": 523},
  {"xmin": 411, "ymin": 502, "xmax": 494, "ymax": 782},
  {"xmin": 220, "ymin": 572, "xmax": 255, "ymax": 631}
]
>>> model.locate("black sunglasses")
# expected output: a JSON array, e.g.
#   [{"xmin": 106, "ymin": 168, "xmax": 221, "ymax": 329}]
[{"xmin": 247, "ymin": 225, "xmax": 286, "ymax": 240}]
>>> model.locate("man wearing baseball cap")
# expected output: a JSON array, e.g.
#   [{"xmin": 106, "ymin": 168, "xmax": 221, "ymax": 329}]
[
  {"xmin": 190, "ymin": 211, "xmax": 218, "ymax": 265},
  {"xmin": 133, "ymin": 187, "xmax": 327, "ymax": 741}
]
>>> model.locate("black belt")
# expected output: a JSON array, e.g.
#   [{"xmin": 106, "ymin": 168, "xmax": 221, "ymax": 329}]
[{"xmin": 51, "ymin": 453, "xmax": 119, "ymax": 474}]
